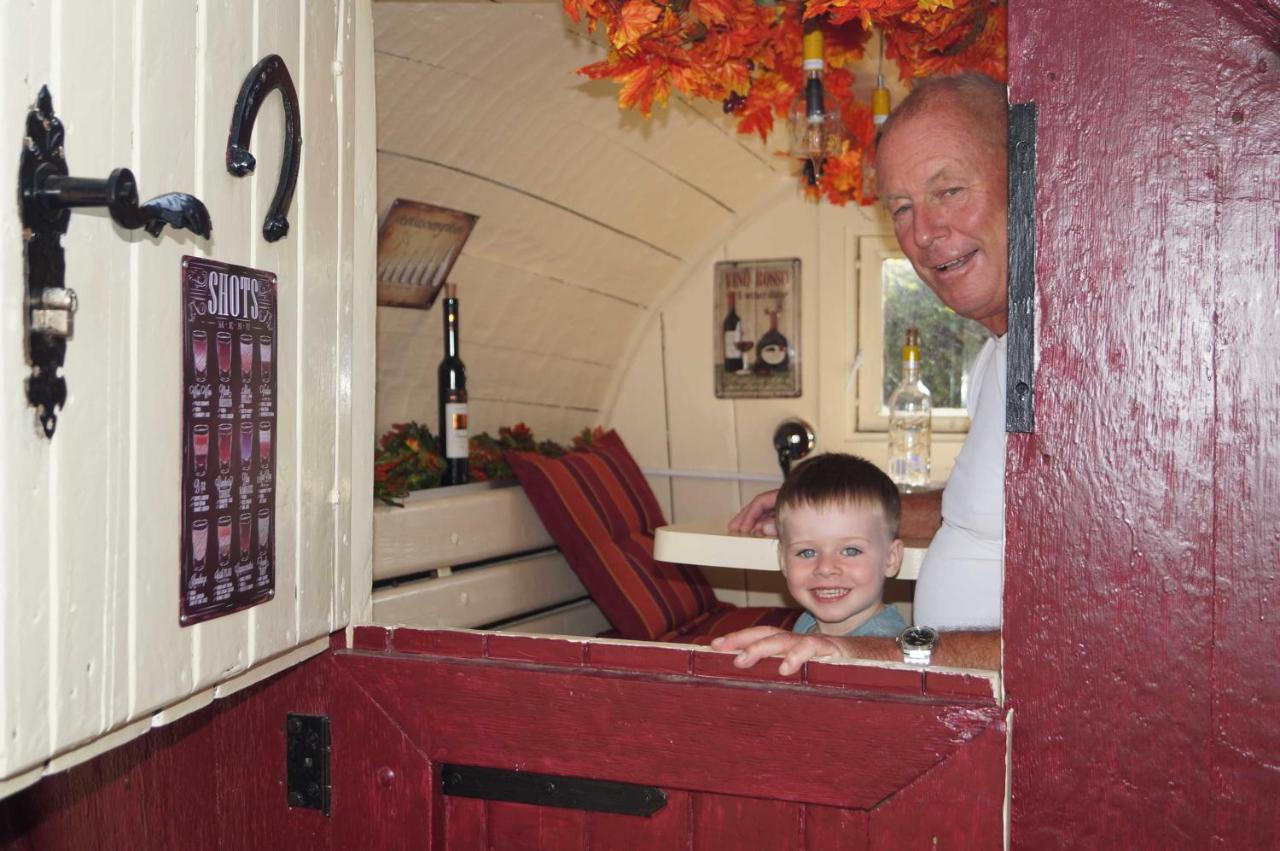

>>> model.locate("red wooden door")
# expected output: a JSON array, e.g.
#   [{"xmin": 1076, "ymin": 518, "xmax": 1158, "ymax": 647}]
[{"xmin": 340, "ymin": 627, "xmax": 1007, "ymax": 849}]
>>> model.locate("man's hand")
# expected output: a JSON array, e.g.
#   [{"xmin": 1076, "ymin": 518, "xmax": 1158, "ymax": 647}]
[
  {"xmin": 728, "ymin": 489, "xmax": 780, "ymax": 536},
  {"xmin": 711, "ymin": 627, "xmax": 860, "ymax": 676}
]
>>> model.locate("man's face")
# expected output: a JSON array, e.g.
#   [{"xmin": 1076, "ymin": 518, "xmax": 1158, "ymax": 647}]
[{"xmin": 876, "ymin": 99, "xmax": 1009, "ymax": 335}]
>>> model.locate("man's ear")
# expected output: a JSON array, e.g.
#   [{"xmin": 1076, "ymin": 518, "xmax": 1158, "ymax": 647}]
[{"xmin": 885, "ymin": 538, "xmax": 904, "ymax": 578}]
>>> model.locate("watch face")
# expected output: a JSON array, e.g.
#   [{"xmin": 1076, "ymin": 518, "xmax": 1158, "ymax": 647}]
[{"xmin": 901, "ymin": 626, "xmax": 937, "ymax": 648}]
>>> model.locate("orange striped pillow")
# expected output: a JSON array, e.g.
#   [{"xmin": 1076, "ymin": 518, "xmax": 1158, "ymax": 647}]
[{"xmin": 506, "ymin": 431, "xmax": 719, "ymax": 640}]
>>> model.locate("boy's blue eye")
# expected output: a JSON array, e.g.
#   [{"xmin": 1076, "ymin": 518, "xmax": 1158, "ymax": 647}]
[
  {"xmin": 795, "ymin": 548, "xmax": 816, "ymax": 559},
  {"xmin": 841, "ymin": 546, "xmax": 862, "ymax": 557}
]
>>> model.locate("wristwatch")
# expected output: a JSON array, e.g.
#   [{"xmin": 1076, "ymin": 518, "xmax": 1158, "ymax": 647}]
[{"xmin": 897, "ymin": 625, "xmax": 940, "ymax": 666}]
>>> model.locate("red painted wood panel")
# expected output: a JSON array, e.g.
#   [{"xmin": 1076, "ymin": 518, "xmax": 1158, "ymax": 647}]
[
  {"xmin": 1007, "ymin": 0, "xmax": 1280, "ymax": 847},
  {"xmin": 335, "ymin": 649, "xmax": 999, "ymax": 811},
  {"xmin": 690, "ymin": 793, "xmax": 800, "ymax": 850},
  {"xmin": 1209, "ymin": 31, "xmax": 1280, "ymax": 849},
  {"xmin": 805, "ymin": 804, "xmax": 869, "ymax": 850},
  {"xmin": 587, "ymin": 789, "xmax": 693, "ymax": 850}
]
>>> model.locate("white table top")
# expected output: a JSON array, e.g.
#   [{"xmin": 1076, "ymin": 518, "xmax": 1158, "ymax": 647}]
[{"xmin": 654, "ymin": 520, "xmax": 924, "ymax": 581}]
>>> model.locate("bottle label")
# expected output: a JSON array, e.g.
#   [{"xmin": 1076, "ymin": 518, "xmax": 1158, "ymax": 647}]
[
  {"xmin": 759, "ymin": 343, "xmax": 787, "ymax": 366},
  {"xmin": 444, "ymin": 403, "xmax": 468, "ymax": 458},
  {"xmin": 724, "ymin": 330, "xmax": 739, "ymax": 360}
]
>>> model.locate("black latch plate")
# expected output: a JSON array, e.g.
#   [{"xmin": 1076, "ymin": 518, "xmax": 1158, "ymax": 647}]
[
  {"xmin": 1007, "ymin": 101, "xmax": 1037, "ymax": 434},
  {"xmin": 442, "ymin": 764, "xmax": 667, "ymax": 817},
  {"xmin": 286, "ymin": 713, "xmax": 330, "ymax": 815}
]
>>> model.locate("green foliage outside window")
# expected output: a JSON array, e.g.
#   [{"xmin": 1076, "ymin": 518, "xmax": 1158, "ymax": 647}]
[{"xmin": 881, "ymin": 258, "xmax": 990, "ymax": 410}]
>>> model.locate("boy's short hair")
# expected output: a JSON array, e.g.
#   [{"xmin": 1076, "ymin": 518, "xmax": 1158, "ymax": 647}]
[{"xmin": 776, "ymin": 453, "xmax": 902, "ymax": 540}]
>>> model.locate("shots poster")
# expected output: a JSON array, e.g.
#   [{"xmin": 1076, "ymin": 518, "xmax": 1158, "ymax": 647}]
[
  {"xmin": 376, "ymin": 199, "xmax": 478, "ymax": 310},
  {"xmin": 180, "ymin": 256, "xmax": 277, "ymax": 625},
  {"xmin": 714, "ymin": 258, "xmax": 801, "ymax": 398}
]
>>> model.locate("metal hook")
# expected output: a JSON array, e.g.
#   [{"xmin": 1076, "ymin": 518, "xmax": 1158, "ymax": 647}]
[{"xmin": 226, "ymin": 54, "xmax": 302, "ymax": 243}]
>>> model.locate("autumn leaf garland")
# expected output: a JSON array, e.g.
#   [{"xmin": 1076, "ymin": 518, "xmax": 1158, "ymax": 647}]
[{"xmin": 564, "ymin": 0, "xmax": 1006, "ymax": 206}]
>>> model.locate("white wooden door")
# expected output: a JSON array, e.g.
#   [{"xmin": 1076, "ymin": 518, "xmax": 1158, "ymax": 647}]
[{"xmin": 0, "ymin": 0, "xmax": 375, "ymax": 796}]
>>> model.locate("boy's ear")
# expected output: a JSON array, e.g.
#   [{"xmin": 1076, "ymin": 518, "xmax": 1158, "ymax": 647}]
[
  {"xmin": 884, "ymin": 538, "xmax": 904, "ymax": 578},
  {"xmin": 776, "ymin": 539, "xmax": 788, "ymax": 573}
]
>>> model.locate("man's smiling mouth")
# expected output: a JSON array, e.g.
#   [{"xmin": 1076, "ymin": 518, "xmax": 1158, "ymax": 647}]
[{"xmin": 934, "ymin": 250, "xmax": 977, "ymax": 273}]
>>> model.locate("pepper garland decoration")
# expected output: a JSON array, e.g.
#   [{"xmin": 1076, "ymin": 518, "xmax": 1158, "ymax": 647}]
[
  {"xmin": 374, "ymin": 421, "xmax": 606, "ymax": 504},
  {"xmin": 562, "ymin": 0, "xmax": 1006, "ymax": 205}
]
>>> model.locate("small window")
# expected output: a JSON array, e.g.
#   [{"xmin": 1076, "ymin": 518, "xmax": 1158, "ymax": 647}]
[{"xmin": 856, "ymin": 236, "xmax": 990, "ymax": 433}]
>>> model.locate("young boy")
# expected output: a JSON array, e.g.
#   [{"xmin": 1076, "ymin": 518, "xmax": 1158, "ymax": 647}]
[{"xmin": 776, "ymin": 453, "xmax": 907, "ymax": 638}]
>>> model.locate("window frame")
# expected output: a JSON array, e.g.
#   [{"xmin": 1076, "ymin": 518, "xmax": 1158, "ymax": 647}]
[{"xmin": 856, "ymin": 235, "xmax": 972, "ymax": 434}]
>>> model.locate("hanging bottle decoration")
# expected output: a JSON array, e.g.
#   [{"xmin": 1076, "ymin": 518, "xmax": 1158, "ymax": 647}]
[{"xmin": 788, "ymin": 25, "xmax": 845, "ymax": 186}]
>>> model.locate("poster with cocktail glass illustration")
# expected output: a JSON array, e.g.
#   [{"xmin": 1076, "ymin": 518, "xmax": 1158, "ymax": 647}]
[
  {"xmin": 713, "ymin": 258, "xmax": 801, "ymax": 398},
  {"xmin": 180, "ymin": 256, "xmax": 277, "ymax": 625}
]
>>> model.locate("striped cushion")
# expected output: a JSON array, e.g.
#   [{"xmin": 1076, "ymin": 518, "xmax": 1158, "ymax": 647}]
[
  {"xmin": 506, "ymin": 431, "xmax": 720, "ymax": 640},
  {"xmin": 661, "ymin": 604, "xmax": 802, "ymax": 645}
]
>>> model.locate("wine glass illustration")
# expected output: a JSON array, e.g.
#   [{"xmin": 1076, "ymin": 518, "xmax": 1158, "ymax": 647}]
[
  {"xmin": 259, "ymin": 336, "xmax": 273, "ymax": 384},
  {"xmin": 258, "ymin": 422, "xmax": 272, "ymax": 466},
  {"xmin": 734, "ymin": 324, "xmax": 754, "ymax": 374},
  {"xmin": 218, "ymin": 423, "xmax": 233, "ymax": 476},
  {"xmin": 193, "ymin": 424, "xmax": 210, "ymax": 477},
  {"xmin": 217, "ymin": 516, "xmax": 233, "ymax": 567},
  {"xmin": 239, "ymin": 334, "xmax": 254, "ymax": 384},
  {"xmin": 239, "ymin": 421, "xmax": 255, "ymax": 469},
  {"xmin": 256, "ymin": 508, "xmax": 271, "ymax": 557},
  {"xmin": 216, "ymin": 332, "xmax": 233, "ymax": 383},
  {"xmin": 192, "ymin": 330, "xmax": 208, "ymax": 383},
  {"xmin": 191, "ymin": 519, "xmax": 209, "ymax": 570},
  {"xmin": 238, "ymin": 512, "xmax": 252, "ymax": 561}
]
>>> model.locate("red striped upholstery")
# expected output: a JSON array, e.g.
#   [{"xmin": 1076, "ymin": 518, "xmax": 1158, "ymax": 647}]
[
  {"xmin": 659, "ymin": 604, "xmax": 802, "ymax": 645},
  {"xmin": 506, "ymin": 431, "xmax": 722, "ymax": 640}
]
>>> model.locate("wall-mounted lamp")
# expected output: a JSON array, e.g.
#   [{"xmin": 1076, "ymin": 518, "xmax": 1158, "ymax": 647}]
[{"xmin": 773, "ymin": 418, "xmax": 816, "ymax": 477}]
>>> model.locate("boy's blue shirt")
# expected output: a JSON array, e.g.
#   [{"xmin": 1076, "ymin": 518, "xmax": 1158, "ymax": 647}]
[{"xmin": 792, "ymin": 605, "xmax": 907, "ymax": 638}]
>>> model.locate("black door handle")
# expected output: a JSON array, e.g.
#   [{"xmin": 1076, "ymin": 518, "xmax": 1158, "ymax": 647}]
[
  {"xmin": 17, "ymin": 85, "xmax": 213, "ymax": 437},
  {"xmin": 26, "ymin": 168, "xmax": 213, "ymax": 239}
]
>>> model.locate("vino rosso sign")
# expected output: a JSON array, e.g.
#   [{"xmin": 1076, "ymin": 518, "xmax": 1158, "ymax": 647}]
[
  {"xmin": 714, "ymin": 258, "xmax": 801, "ymax": 399},
  {"xmin": 180, "ymin": 256, "xmax": 278, "ymax": 625}
]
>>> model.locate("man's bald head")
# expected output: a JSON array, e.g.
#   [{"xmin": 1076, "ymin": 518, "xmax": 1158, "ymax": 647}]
[{"xmin": 876, "ymin": 73, "xmax": 1007, "ymax": 162}]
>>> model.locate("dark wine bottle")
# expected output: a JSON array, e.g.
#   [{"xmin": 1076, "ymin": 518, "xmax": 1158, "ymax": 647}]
[
  {"xmin": 757, "ymin": 309, "xmax": 790, "ymax": 372},
  {"xmin": 722, "ymin": 291, "xmax": 743, "ymax": 373},
  {"xmin": 437, "ymin": 283, "xmax": 469, "ymax": 485}
]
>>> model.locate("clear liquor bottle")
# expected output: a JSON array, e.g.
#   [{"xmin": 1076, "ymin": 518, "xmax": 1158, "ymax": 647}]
[{"xmin": 888, "ymin": 327, "xmax": 932, "ymax": 490}]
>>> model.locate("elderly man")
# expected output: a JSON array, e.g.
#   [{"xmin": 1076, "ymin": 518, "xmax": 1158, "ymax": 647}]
[{"xmin": 714, "ymin": 73, "xmax": 1008, "ymax": 672}]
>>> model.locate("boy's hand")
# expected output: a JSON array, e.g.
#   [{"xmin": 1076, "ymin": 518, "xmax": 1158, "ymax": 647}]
[
  {"xmin": 728, "ymin": 489, "xmax": 780, "ymax": 536},
  {"xmin": 712, "ymin": 627, "xmax": 901, "ymax": 676},
  {"xmin": 711, "ymin": 627, "xmax": 848, "ymax": 676}
]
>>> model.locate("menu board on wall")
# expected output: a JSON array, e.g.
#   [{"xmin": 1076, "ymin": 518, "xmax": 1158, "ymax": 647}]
[{"xmin": 180, "ymin": 256, "xmax": 277, "ymax": 625}]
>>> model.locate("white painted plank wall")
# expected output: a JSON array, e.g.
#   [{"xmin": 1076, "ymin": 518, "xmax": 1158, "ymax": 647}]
[
  {"xmin": 0, "ymin": 0, "xmax": 368, "ymax": 789},
  {"xmin": 370, "ymin": 2, "xmax": 787, "ymax": 444}
]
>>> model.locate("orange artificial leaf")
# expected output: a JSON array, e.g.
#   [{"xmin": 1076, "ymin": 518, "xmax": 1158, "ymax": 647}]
[
  {"xmin": 689, "ymin": 0, "xmax": 737, "ymax": 27},
  {"xmin": 617, "ymin": 59, "xmax": 671, "ymax": 115},
  {"xmin": 612, "ymin": 0, "xmax": 662, "ymax": 51}
]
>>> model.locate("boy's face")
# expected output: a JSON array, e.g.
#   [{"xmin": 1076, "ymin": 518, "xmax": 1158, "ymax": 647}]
[{"xmin": 778, "ymin": 501, "xmax": 903, "ymax": 636}]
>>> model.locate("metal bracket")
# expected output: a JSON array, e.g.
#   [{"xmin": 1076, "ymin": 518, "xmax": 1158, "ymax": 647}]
[
  {"xmin": 226, "ymin": 55, "xmax": 302, "ymax": 243},
  {"xmin": 442, "ymin": 764, "xmax": 667, "ymax": 817},
  {"xmin": 286, "ymin": 713, "xmax": 331, "ymax": 815},
  {"xmin": 17, "ymin": 86, "xmax": 212, "ymax": 438},
  {"xmin": 1007, "ymin": 101, "xmax": 1037, "ymax": 434}
]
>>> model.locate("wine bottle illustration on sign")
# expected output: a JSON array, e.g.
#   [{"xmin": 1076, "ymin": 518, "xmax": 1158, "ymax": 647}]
[
  {"xmin": 756, "ymin": 307, "xmax": 790, "ymax": 372},
  {"xmin": 722, "ymin": 291, "xmax": 744, "ymax": 373},
  {"xmin": 437, "ymin": 283, "xmax": 469, "ymax": 486}
]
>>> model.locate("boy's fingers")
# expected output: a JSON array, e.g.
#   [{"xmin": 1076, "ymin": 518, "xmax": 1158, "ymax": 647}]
[{"xmin": 710, "ymin": 626, "xmax": 782, "ymax": 652}]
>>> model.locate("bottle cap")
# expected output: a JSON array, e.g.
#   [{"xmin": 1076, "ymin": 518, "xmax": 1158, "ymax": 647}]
[
  {"xmin": 802, "ymin": 28, "xmax": 824, "ymax": 71},
  {"xmin": 872, "ymin": 87, "xmax": 891, "ymax": 125}
]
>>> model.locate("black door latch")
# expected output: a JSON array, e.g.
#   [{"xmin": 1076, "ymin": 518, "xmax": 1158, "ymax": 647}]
[{"xmin": 17, "ymin": 85, "xmax": 213, "ymax": 437}]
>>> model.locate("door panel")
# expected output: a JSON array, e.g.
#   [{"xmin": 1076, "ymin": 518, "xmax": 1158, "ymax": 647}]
[
  {"xmin": 0, "ymin": 0, "xmax": 363, "ymax": 784},
  {"xmin": 335, "ymin": 628, "xmax": 1006, "ymax": 849}
]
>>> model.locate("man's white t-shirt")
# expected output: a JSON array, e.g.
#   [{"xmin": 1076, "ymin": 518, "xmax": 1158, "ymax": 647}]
[{"xmin": 912, "ymin": 335, "xmax": 1005, "ymax": 629}]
